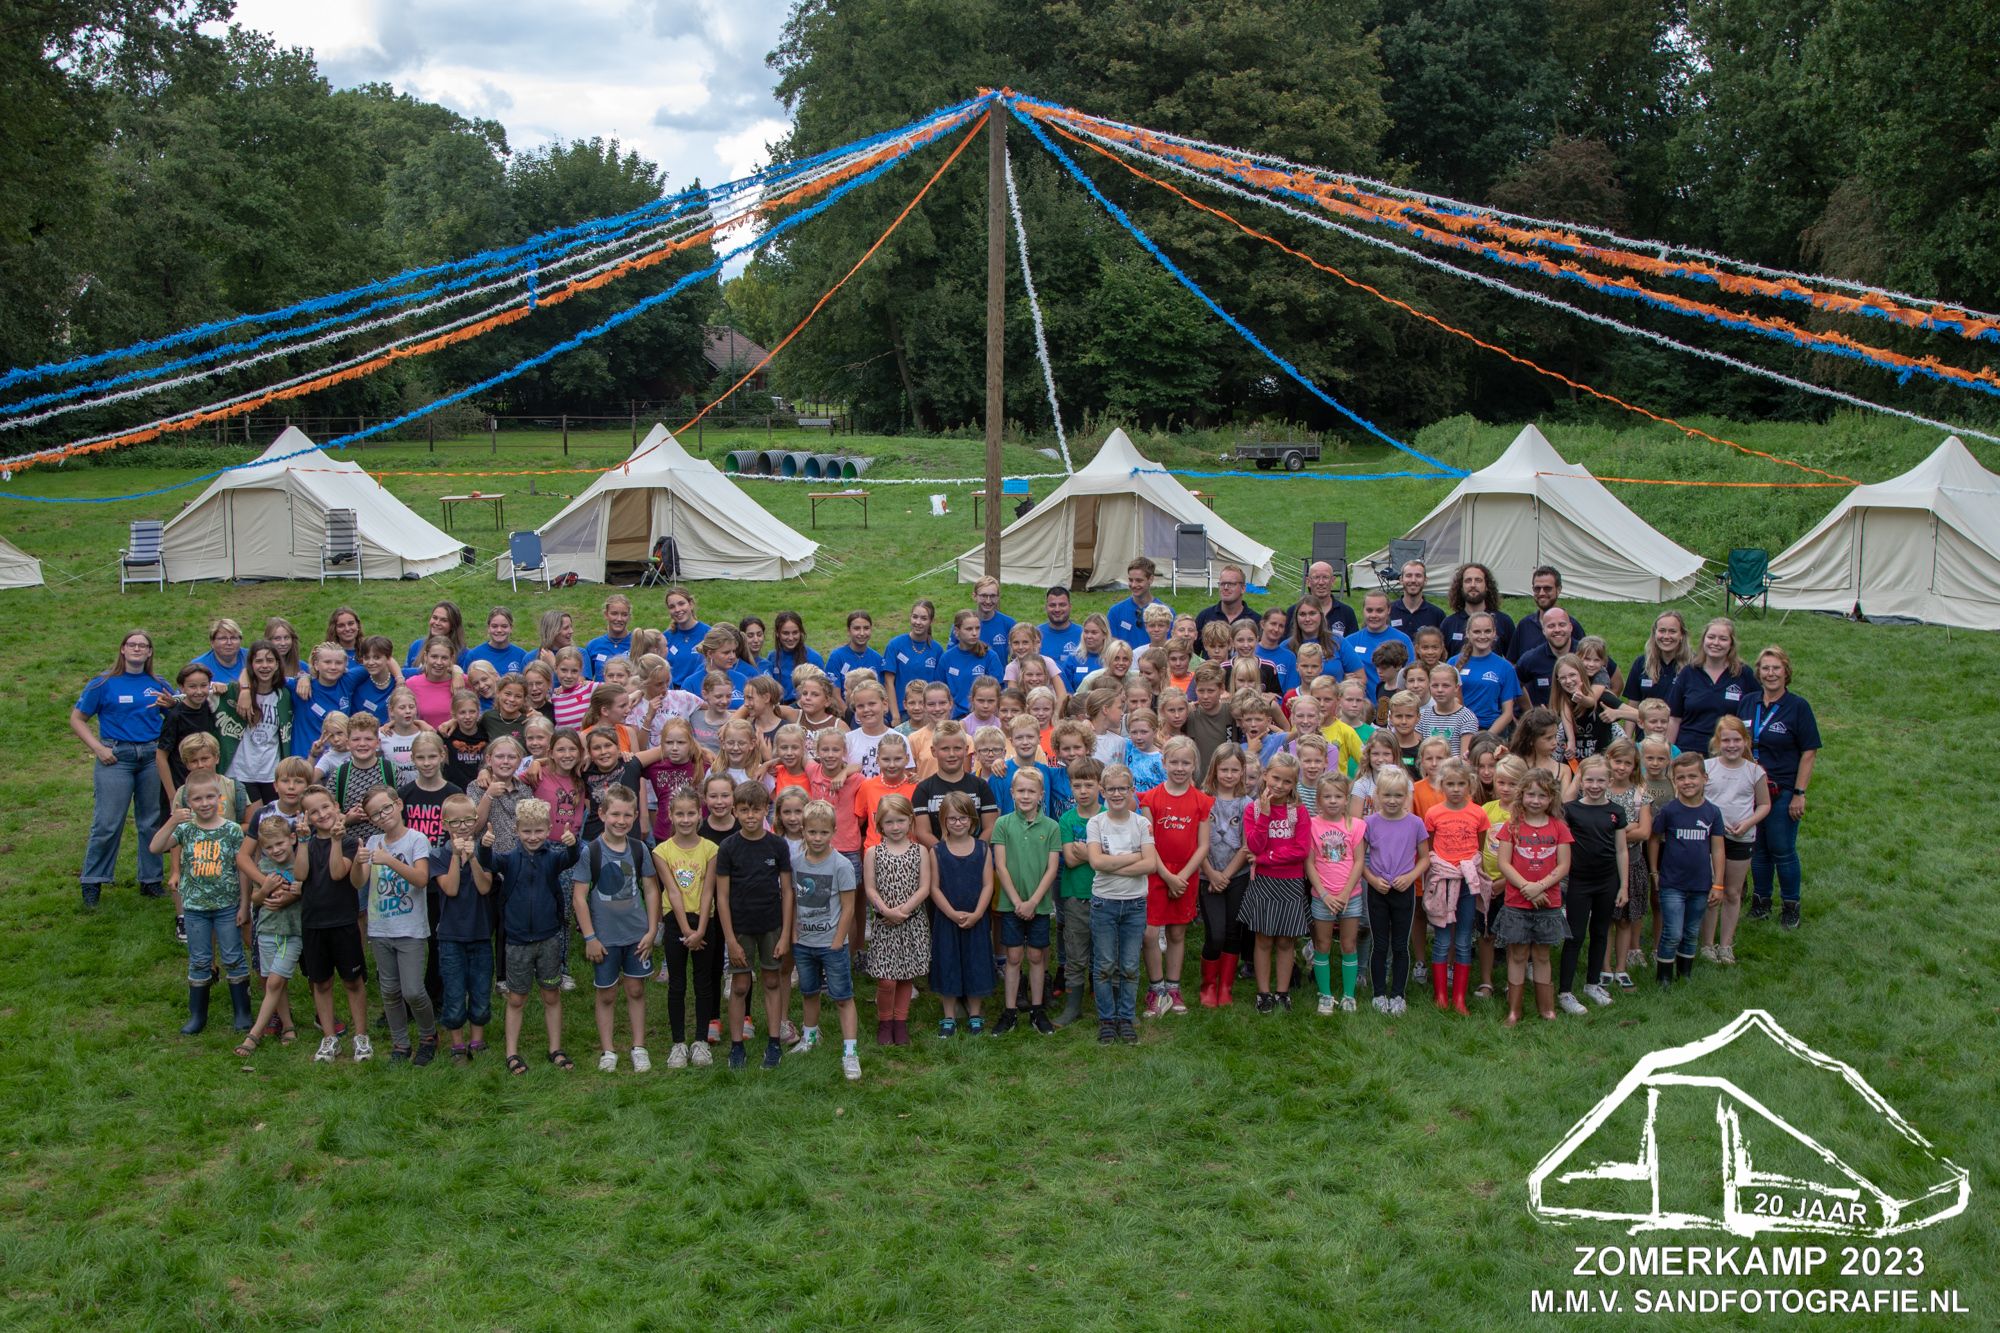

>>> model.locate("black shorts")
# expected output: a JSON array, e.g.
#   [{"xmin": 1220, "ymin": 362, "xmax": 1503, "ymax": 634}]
[
  {"xmin": 302, "ymin": 924, "xmax": 368, "ymax": 984},
  {"xmin": 1724, "ymin": 838, "xmax": 1753, "ymax": 863}
]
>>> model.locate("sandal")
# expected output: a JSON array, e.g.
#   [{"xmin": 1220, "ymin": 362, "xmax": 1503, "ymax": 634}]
[
  {"xmin": 1474, "ymin": 983, "xmax": 1494, "ymax": 998},
  {"xmin": 279, "ymin": 1023, "xmax": 298, "ymax": 1046},
  {"xmin": 547, "ymin": 1048, "xmax": 575, "ymax": 1071},
  {"xmin": 506, "ymin": 1054, "xmax": 529, "ymax": 1076},
  {"xmin": 468, "ymin": 1039, "xmax": 489, "ymax": 1054},
  {"xmin": 233, "ymin": 1034, "xmax": 261, "ymax": 1058}
]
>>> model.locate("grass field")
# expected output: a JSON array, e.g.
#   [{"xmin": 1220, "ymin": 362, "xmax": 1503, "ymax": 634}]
[{"xmin": 1, "ymin": 414, "xmax": 1995, "ymax": 1329}]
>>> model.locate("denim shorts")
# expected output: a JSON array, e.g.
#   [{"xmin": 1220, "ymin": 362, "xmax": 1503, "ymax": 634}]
[
  {"xmin": 258, "ymin": 933, "xmax": 305, "ymax": 979},
  {"xmin": 793, "ymin": 942, "xmax": 854, "ymax": 1002},
  {"xmin": 1000, "ymin": 913, "xmax": 1052, "ymax": 949},
  {"xmin": 1310, "ymin": 892, "xmax": 1365, "ymax": 923},
  {"xmin": 591, "ymin": 941, "xmax": 656, "ymax": 987}
]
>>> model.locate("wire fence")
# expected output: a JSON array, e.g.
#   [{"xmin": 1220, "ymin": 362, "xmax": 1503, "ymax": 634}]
[{"xmin": 182, "ymin": 404, "xmax": 857, "ymax": 455}]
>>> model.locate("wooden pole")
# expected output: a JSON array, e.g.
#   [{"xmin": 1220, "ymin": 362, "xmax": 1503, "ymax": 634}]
[
  {"xmin": 982, "ymin": 107, "xmax": 1005, "ymax": 579},
  {"xmin": 561, "ymin": 413, "xmax": 569, "ymax": 455}
]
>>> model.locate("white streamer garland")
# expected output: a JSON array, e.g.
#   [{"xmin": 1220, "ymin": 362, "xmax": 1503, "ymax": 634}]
[
  {"xmin": 1003, "ymin": 143, "xmax": 1073, "ymax": 472},
  {"xmin": 1059, "ymin": 118, "xmax": 2000, "ymax": 448}
]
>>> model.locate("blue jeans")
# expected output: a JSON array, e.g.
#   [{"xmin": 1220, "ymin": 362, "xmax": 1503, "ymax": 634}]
[
  {"xmin": 185, "ymin": 907, "xmax": 248, "ymax": 984},
  {"xmin": 1752, "ymin": 792, "xmax": 1803, "ymax": 905},
  {"xmin": 1655, "ymin": 885, "xmax": 1709, "ymax": 963},
  {"xmin": 83, "ymin": 741, "xmax": 163, "ymax": 885},
  {"xmin": 1089, "ymin": 896, "xmax": 1146, "ymax": 1023},
  {"xmin": 1428, "ymin": 884, "xmax": 1477, "ymax": 965},
  {"xmin": 437, "ymin": 939, "xmax": 494, "ymax": 1029}
]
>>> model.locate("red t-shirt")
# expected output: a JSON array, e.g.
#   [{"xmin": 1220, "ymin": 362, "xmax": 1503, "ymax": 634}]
[
  {"xmin": 1141, "ymin": 784, "xmax": 1214, "ymax": 888},
  {"xmin": 1496, "ymin": 815, "xmax": 1573, "ymax": 910},
  {"xmin": 1423, "ymin": 802, "xmax": 1491, "ymax": 866}
]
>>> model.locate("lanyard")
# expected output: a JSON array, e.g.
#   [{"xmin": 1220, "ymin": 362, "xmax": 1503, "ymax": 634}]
[{"xmin": 1749, "ymin": 696, "xmax": 1783, "ymax": 754}]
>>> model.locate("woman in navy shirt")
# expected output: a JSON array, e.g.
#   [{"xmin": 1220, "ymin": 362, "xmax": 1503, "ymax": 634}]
[
  {"xmin": 1666, "ymin": 618, "xmax": 1756, "ymax": 757},
  {"xmin": 70, "ymin": 630, "xmax": 174, "ymax": 908},
  {"xmin": 1626, "ymin": 610, "xmax": 1692, "ymax": 705},
  {"xmin": 1739, "ymin": 645, "xmax": 1821, "ymax": 928}
]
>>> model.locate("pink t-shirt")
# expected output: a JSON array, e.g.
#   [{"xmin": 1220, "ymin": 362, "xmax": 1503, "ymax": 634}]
[
  {"xmin": 405, "ymin": 672, "xmax": 456, "ymax": 730},
  {"xmin": 552, "ymin": 682, "xmax": 593, "ymax": 730},
  {"xmin": 1308, "ymin": 814, "xmax": 1366, "ymax": 904}
]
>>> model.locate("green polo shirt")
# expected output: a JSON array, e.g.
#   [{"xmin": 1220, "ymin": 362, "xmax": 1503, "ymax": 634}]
[
  {"xmin": 990, "ymin": 810, "xmax": 1064, "ymax": 914},
  {"xmin": 1057, "ymin": 805, "xmax": 1098, "ymax": 901}
]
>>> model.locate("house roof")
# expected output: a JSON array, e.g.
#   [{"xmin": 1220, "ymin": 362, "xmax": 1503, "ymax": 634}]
[{"xmin": 703, "ymin": 326, "xmax": 771, "ymax": 375}]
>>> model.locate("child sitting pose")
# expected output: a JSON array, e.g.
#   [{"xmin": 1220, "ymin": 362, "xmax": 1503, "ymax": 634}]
[
  {"xmin": 790, "ymin": 800, "xmax": 864, "ymax": 1080},
  {"xmin": 1306, "ymin": 772, "xmax": 1366, "ymax": 1015},
  {"xmin": 1494, "ymin": 769, "xmax": 1573, "ymax": 1025},
  {"xmin": 570, "ymin": 785, "xmax": 660, "ymax": 1073}
]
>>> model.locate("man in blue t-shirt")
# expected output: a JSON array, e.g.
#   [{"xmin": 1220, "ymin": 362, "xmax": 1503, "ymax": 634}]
[
  {"xmin": 1337, "ymin": 591, "xmax": 1414, "ymax": 701},
  {"xmin": 580, "ymin": 594, "xmax": 635, "ymax": 681},
  {"xmin": 972, "ymin": 576, "xmax": 1015, "ymax": 653},
  {"xmin": 660, "ymin": 587, "xmax": 710, "ymax": 677},
  {"xmin": 1037, "ymin": 586, "xmax": 1084, "ymax": 678},
  {"xmin": 1105, "ymin": 557, "xmax": 1172, "ymax": 649}
]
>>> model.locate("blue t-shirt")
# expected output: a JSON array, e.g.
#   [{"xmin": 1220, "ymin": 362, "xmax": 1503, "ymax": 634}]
[
  {"xmin": 1038, "ymin": 622, "xmax": 1084, "ymax": 675},
  {"xmin": 676, "ymin": 660, "xmax": 754, "ymax": 708},
  {"xmin": 1740, "ymin": 691, "xmax": 1820, "ymax": 790},
  {"xmin": 882, "ymin": 634, "xmax": 944, "ymax": 696},
  {"xmin": 761, "ymin": 647, "xmax": 824, "ymax": 703},
  {"xmin": 939, "ymin": 645, "xmax": 1001, "ymax": 716},
  {"xmin": 189, "ymin": 649, "xmax": 246, "ymax": 685},
  {"xmin": 1062, "ymin": 651, "xmax": 1101, "ymax": 693},
  {"xmin": 1456, "ymin": 653, "xmax": 1521, "ymax": 729},
  {"xmin": 1625, "ymin": 656, "xmax": 1682, "ymax": 705},
  {"xmin": 1123, "ymin": 745, "xmax": 1166, "ymax": 793},
  {"xmin": 347, "ymin": 668, "xmax": 398, "ymax": 725},
  {"xmin": 1105, "ymin": 596, "xmax": 1171, "ymax": 649},
  {"xmin": 76, "ymin": 670, "xmax": 172, "ymax": 743},
  {"xmin": 661, "ymin": 622, "xmax": 710, "ymax": 675},
  {"xmin": 461, "ymin": 642, "xmax": 532, "ymax": 679},
  {"xmin": 1656, "ymin": 798, "xmax": 1723, "ymax": 892},
  {"xmin": 293, "ymin": 674, "xmax": 352, "ymax": 757},
  {"xmin": 1339, "ymin": 627, "xmax": 1415, "ymax": 700},
  {"xmin": 976, "ymin": 611, "xmax": 1017, "ymax": 654},
  {"xmin": 1008, "ymin": 757, "xmax": 1073, "ymax": 820},
  {"xmin": 1255, "ymin": 643, "xmax": 1300, "ymax": 693},
  {"xmin": 581, "ymin": 633, "xmax": 633, "ymax": 681},
  {"xmin": 825, "ymin": 645, "xmax": 885, "ymax": 692},
  {"xmin": 986, "ymin": 771, "xmax": 1015, "ymax": 819},
  {"xmin": 1666, "ymin": 665, "xmax": 1758, "ymax": 758}
]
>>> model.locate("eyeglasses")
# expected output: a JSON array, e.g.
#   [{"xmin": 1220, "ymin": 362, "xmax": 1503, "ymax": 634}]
[{"xmin": 1101, "ymin": 785, "xmax": 1133, "ymax": 794}]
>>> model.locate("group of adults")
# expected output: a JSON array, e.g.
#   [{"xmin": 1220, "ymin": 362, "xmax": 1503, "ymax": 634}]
[{"xmin": 70, "ymin": 554, "xmax": 1820, "ymax": 922}]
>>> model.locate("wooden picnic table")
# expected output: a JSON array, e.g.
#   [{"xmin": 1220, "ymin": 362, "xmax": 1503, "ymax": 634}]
[
  {"xmin": 808, "ymin": 489, "xmax": 869, "ymax": 528},
  {"xmin": 440, "ymin": 493, "xmax": 505, "ymax": 530}
]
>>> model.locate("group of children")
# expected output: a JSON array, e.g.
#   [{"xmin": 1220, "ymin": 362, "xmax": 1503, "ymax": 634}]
[{"xmin": 122, "ymin": 592, "xmax": 1786, "ymax": 1079}]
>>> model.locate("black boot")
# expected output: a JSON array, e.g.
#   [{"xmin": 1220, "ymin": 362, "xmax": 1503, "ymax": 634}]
[
  {"xmin": 1655, "ymin": 959, "xmax": 1674, "ymax": 988},
  {"xmin": 139, "ymin": 880, "xmax": 166, "ymax": 899},
  {"xmin": 1675, "ymin": 954, "xmax": 1694, "ymax": 980},
  {"xmin": 1748, "ymin": 896, "xmax": 1772, "ymax": 921},
  {"xmin": 181, "ymin": 985, "xmax": 211, "ymax": 1035},
  {"xmin": 1779, "ymin": 902, "xmax": 1801, "ymax": 930},
  {"xmin": 228, "ymin": 979, "xmax": 256, "ymax": 1032}
]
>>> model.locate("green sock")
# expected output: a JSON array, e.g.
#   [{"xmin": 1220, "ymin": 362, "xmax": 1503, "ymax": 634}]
[
  {"xmin": 1312, "ymin": 957, "xmax": 1332, "ymax": 998},
  {"xmin": 1341, "ymin": 955, "xmax": 1359, "ymax": 1000}
]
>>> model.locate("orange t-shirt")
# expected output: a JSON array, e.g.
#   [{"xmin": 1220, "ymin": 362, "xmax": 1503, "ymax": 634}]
[
  {"xmin": 823, "ymin": 767, "xmax": 863, "ymax": 853},
  {"xmin": 855, "ymin": 775, "xmax": 917, "ymax": 848},
  {"xmin": 1411, "ymin": 779, "xmax": 1443, "ymax": 819},
  {"xmin": 1423, "ymin": 801, "xmax": 1491, "ymax": 865}
]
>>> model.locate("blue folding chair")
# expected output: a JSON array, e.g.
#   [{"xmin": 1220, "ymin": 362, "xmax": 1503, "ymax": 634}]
[{"xmin": 508, "ymin": 530, "xmax": 551, "ymax": 592}]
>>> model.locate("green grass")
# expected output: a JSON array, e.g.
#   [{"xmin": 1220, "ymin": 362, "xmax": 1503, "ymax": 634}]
[{"xmin": 1, "ymin": 414, "xmax": 1995, "ymax": 1330}]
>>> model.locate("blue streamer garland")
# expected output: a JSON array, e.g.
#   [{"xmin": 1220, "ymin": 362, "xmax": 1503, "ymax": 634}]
[
  {"xmin": 0, "ymin": 98, "xmax": 991, "ymax": 505},
  {"xmin": 1006, "ymin": 99, "xmax": 1463, "ymax": 478},
  {"xmin": 0, "ymin": 95, "xmax": 992, "ymax": 395}
]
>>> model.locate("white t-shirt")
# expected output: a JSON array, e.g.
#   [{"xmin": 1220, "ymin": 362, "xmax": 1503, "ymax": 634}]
[
  {"xmin": 363, "ymin": 827, "xmax": 434, "ymax": 939},
  {"xmin": 229, "ymin": 690, "xmax": 282, "ymax": 783},
  {"xmin": 1085, "ymin": 810, "xmax": 1153, "ymax": 901},
  {"xmin": 1703, "ymin": 757, "xmax": 1766, "ymax": 838},
  {"xmin": 380, "ymin": 728, "xmax": 420, "ymax": 786},
  {"xmin": 845, "ymin": 727, "xmax": 888, "ymax": 779}
]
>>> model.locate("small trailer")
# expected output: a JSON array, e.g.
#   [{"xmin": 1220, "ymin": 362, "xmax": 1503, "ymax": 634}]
[{"xmin": 1232, "ymin": 439, "xmax": 1321, "ymax": 471}]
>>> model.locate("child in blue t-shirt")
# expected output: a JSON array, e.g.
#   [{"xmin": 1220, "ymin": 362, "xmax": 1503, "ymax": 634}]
[{"xmin": 1654, "ymin": 753, "xmax": 1724, "ymax": 987}]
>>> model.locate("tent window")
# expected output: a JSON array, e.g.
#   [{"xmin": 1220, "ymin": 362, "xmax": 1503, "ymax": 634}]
[{"xmin": 544, "ymin": 506, "xmax": 601, "ymax": 556}]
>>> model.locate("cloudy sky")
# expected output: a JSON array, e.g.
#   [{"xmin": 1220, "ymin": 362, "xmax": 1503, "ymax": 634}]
[{"xmin": 228, "ymin": 0, "xmax": 797, "ymax": 192}]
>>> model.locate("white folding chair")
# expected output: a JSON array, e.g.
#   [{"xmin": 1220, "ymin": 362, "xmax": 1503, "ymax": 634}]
[
  {"xmin": 320, "ymin": 508, "xmax": 362, "ymax": 585},
  {"xmin": 120, "ymin": 519, "xmax": 166, "ymax": 592}
]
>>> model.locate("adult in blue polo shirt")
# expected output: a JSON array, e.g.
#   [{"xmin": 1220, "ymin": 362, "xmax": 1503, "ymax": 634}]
[
  {"xmin": 938, "ymin": 609, "xmax": 1002, "ymax": 716},
  {"xmin": 580, "ymin": 593, "xmax": 635, "ymax": 681},
  {"xmin": 883, "ymin": 599, "xmax": 945, "ymax": 723},
  {"xmin": 1105, "ymin": 556, "xmax": 1173, "ymax": 649},
  {"xmin": 1062, "ymin": 615, "xmax": 1108, "ymax": 692},
  {"xmin": 660, "ymin": 586, "xmax": 711, "ymax": 678},
  {"xmin": 1386, "ymin": 560, "xmax": 1445, "ymax": 636},
  {"xmin": 72, "ymin": 629, "xmax": 175, "ymax": 907},
  {"xmin": 1454, "ymin": 612, "xmax": 1521, "ymax": 733},
  {"xmin": 1625, "ymin": 610, "xmax": 1692, "ymax": 705},
  {"xmin": 1666, "ymin": 617, "xmax": 1757, "ymax": 758},
  {"xmin": 461, "ymin": 607, "xmax": 533, "ymax": 678},
  {"xmin": 1337, "ymin": 591, "xmax": 1415, "ymax": 701},
  {"xmin": 1440, "ymin": 562, "xmax": 1514, "ymax": 659},
  {"xmin": 1739, "ymin": 644, "xmax": 1821, "ymax": 927},
  {"xmin": 970, "ymin": 576, "xmax": 1016, "ymax": 653},
  {"xmin": 1253, "ymin": 607, "xmax": 1301, "ymax": 693},
  {"xmin": 188, "ymin": 617, "xmax": 247, "ymax": 686},
  {"xmin": 1509, "ymin": 566, "xmax": 1583, "ymax": 664},
  {"xmin": 1036, "ymin": 586, "xmax": 1084, "ymax": 675}
]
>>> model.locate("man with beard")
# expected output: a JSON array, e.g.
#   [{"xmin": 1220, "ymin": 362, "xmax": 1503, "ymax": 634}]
[
  {"xmin": 1509, "ymin": 566, "xmax": 1583, "ymax": 664},
  {"xmin": 1193, "ymin": 565, "xmax": 1260, "ymax": 641},
  {"xmin": 1288, "ymin": 561, "xmax": 1359, "ymax": 639},
  {"xmin": 1387, "ymin": 559, "xmax": 1444, "ymax": 636},
  {"xmin": 1441, "ymin": 562, "xmax": 1514, "ymax": 659},
  {"xmin": 1037, "ymin": 586, "xmax": 1085, "ymax": 681}
]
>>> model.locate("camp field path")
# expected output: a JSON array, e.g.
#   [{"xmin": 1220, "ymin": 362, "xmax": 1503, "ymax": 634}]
[{"xmin": 0, "ymin": 416, "xmax": 1996, "ymax": 1330}]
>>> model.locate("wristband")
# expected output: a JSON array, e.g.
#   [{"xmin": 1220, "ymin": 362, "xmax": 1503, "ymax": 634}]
[
  {"xmin": 1710, "ymin": 884, "xmax": 1726, "ymax": 894},
  {"xmin": 583, "ymin": 933, "xmax": 599, "ymax": 942}
]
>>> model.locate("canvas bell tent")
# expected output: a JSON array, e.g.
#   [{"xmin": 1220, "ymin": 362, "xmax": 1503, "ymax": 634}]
[
  {"xmin": 1767, "ymin": 436, "xmax": 2000, "ymax": 630},
  {"xmin": 0, "ymin": 533, "xmax": 44, "ymax": 588},
  {"xmin": 1352, "ymin": 424, "xmax": 1703, "ymax": 602},
  {"xmin": 514, "ymin": 425, "xmax": 816, "ymax": 583},
  {"xmin": 954, "ymin": 428, "xmax": 1275, "ymax": 589},
  {"xmin": 160, "ymin": 428, "xmax": 462, "ymax": 582}
]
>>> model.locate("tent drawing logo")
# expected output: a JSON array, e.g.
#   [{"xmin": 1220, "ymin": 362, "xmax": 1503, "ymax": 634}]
[{"xmin": 1528, "ymin": 1010, "xmax": 1969, "ymax": 1238}]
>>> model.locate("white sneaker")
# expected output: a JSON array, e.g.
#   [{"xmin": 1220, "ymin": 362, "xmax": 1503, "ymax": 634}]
[
  {"xmin": 666, "ymin": 1043, "xmax": 689, "ymax": 1069},
  {"xmin": 689, "ymin": 1040, "xmax": 713, "ymax": 1068},
  {"xmin": 1716, "ymin": 944, "xmax": 1736, "ymax": 965},
  {"xmin": 841, "ymin": 1051, "xmax": 862, "ymax": 1081},
  {"xmin": 1339, "ymin": 996, "xmax": 1357, "ymax": 1013},
  {"xmin": 630, "ymin": 1046, "xmax": 651, "ymax": 1073},
  {"xmin": 351, "ymin": 1034, "xmax": 373, "ymax": 1061},
  {"xmin": 1581, "ymin": 983, "xmax": 1614, "ymax": 1007},
  {"xmin": 1557, "ymin": 991, "xmax": 1588, "ymax": 1015},
  {"xmin": 1372, "ymin": 996, "xmax": 1392, "ymax": 1014},
  {"xmin": 791, "ymin": 1030, "xmax": 820, "ymax": 1055},
  {"xmin": 1700, "ymin": 944, "xmax": 1720, "ymax": 963},
  {"xmin": 1626, "ymin": 948, "xmax": 1648, "ymax": 969},
  {"xmin": 781, "ymin": 1020, "xmax": 800, "ymax": 1045},
  {"xmin": 314, "ymin": 1035, "xmax": 340, "ymax": 1063},
  {"xmin": 741, "ymin": 1017, "xmax": 755, "ymax": 1041},
  {"xmin": 597, "ymin": 1050, "xmax": 618, "ymax": 1072},
  {"xmin": 560, "ymin": 973, "xmax": 578, "ymax": 992},
  {"xmin": 1389, "ymin": 996, "xmax": 1407, "ymax": 1016},
  {"xmin": 1317, "ymin": 994, "xmax": 1336, "ymax": 1016}
]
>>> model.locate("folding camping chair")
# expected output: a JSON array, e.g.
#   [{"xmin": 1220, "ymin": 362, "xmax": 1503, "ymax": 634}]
[
  {"xmin": 1301, "ymin": 521, "xmax": 1348, "ymax": 593},
  {"xmin": 637, "ymin": 535, "xmax": 680, "ymax": 589},
  {"xmin": 1717, "ymin": 547, "xmax": 1778, "ymax": 617},
  {"xmin": 319, "ymin": 508, "xmax": 362, "ymax": 585},
  {"xmin": 1375, "ymin": 537, "xmax": 1427, "ymax": 593},
  {"xmin": 1170, "ymin": 523, "xmax": 1212, "ymax": 594},
  {"xmin": 119, "ymin": 519, "xmax": 166, "ymax": 592},
  {"xmin": 508, "ymin": 531, "xmax": 551, "ymax": 592}
]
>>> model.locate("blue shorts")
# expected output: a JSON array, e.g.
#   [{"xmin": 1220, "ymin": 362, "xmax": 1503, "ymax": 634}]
[
  {"xmin": 591, "ymin": 941, "xmax": 656, "ymax": 987},
  {"xmin": 1310, "ymin": 892, "xmax": 1365, "ymax": 923},
  {"xmin": 1001, "ymin": 913, "xmax": 1052, "ymax": 949},
  {"xmin": 793, "ymin": 942, "xmax": 854, "ymax": 1002}
]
